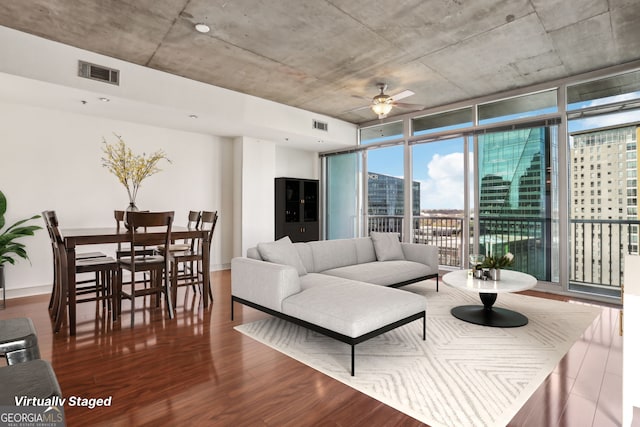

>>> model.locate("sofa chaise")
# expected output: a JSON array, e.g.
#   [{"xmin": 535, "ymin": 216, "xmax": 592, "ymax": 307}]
[{"xmin": 231, "ymin": 232, "xmax": 439, "ymax": 375}]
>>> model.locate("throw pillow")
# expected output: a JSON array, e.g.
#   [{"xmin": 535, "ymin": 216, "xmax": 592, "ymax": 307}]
[
  {"xmin": 370, "ymin": 232, "xmax": 405, "ymax": 261},
  {"xmin": 257, "ymin": 236, "xmax": 307, "ymax": 276}
]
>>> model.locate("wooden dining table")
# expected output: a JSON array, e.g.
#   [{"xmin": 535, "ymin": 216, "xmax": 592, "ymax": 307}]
[{"xmin": 61, "ymin": 226, "xmax": 211, "ymax": 335}]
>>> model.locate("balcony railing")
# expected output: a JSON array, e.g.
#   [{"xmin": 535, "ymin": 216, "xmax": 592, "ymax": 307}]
[
  {"xmin": 569, "ymin": 218, "xmax": 639, "ymax": 295},
  {"xmin": 367, "ymin": 214, "xmax": 638, "ymax": 296},
  {"xmin": 368, "ymin": 215, "xmax": 404, "ymax": 238},
  {"xmin": 413, "ymin": 216, "xmax": 463, "ymax": 268},
  {"xmin": 368, "ymin": 215, "xmax": 463, "ymax": 267}
]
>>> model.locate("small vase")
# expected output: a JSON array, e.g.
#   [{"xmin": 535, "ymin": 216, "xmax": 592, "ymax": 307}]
[
  {"xmin": 125, "ymin": 202, "xmax": 139, "ymax": 229},
  {"xmin": 489, "ymin": 268, "xmax": 500, "ymax": 281}
]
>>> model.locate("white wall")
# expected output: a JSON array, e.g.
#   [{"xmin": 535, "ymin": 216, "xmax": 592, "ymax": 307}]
[
  {"xmin": 239, "ymin": 137, "xmax": 276, "ymax": 256},
  {"xmin": 0, "ymin": 101, "xmax": 233, "ymax": 297},
  {"xmin": 231, "ymin": 140, "xmax": 320, "ymax": 257},
  {"xmin": 0, "ymin": 26, "xmax": 345, "ymax": 298},
  {"xmin": 275, "ymin": 146, "xmax": 319, "ymax": 179},
  {"xmin": 623, "ymin": 254, "xmax": 640, "ymax": 426}
]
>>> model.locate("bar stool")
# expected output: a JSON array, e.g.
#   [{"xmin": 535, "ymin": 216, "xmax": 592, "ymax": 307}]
[
  {"xmin": 0, "ymin": 317, "xmax": 41, "ymax": 365},
  {"xmin": 0, "ymin": 359, "xmax": 62, "ymax": 405}
]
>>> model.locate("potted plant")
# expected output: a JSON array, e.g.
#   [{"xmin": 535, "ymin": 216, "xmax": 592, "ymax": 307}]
[
  {"xmin": 0, "ymin": 190, "xmax": 42, "ymax": 306},
  {"xmin": 482, "ymin": 252, "xmax": 515, "ymax": 281}
]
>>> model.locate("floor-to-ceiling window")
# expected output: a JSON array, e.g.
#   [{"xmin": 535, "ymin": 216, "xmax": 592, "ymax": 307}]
[
  {"xmin": 325, "ymin": 152, "xmax": 361, "ymax": 239},
  {"xmin": 410, "ymin": 108, "xmax": 471, "ymax": 268},
  {"xmin": 411, "ymin": 137, "xmax": 466, "ymax": 267},
  {"xmin": 367, "ymin": 145, "xmax": 407, "ymax": 237},
  {"xmin": 321, "ymin": 63, "xmax": 640, "ymax": 303},
  {"xmin": 566, "ymin": 69, "xmax": 640, "ymax": 297},
  {"xmin": 477, "ymin": 126, "xmax": 557, "ymax": 281}
]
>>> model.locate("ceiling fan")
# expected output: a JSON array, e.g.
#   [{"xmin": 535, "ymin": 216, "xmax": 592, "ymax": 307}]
[{"xmin": 350, "ymin": 83, "xmax": 425, "ymax": 119}]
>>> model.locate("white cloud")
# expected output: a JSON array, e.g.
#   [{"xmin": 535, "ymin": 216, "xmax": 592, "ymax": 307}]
[{"xmin": 419, "ymin": 152, "xmax": 468, "ymax": 209}]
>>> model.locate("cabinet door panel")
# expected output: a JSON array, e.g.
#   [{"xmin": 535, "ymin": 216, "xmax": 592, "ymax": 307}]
[{"xmin": 275, "ymin": 178, "xmax": 319, "ymax": 242}]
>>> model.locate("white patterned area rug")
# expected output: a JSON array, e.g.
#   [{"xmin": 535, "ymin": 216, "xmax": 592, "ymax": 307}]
[{"xmin": 234, "ymin": 281, "xmax": 602, "ymax": 427}]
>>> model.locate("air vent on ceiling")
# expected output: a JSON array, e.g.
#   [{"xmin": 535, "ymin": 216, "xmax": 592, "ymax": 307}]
[
  {"xmin": 78, "ymin": 60, "xmax": 119, "ymax": 85},
  {"xmin": 313, "ymin": 119, "xmax": 328, "ymax": 132}
]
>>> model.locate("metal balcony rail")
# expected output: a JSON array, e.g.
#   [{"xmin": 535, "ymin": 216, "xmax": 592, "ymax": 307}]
[
  {"xmin": 570, "ymin": 218, "xmax": 639, "ymax": 291},
  {"xmin": 412, "ymin": 216, "xmax": 464, "ymax": 268},
  {"xmin": 368, "ymin": 214, "xmax": 637, "ymax": 293}
]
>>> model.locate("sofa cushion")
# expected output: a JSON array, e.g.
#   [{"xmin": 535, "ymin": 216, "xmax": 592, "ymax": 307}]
[
  {"xmin": 322, "ymin": 261, "xmax": 432, "ymax": 286},
  {"xmin": 354, "ymin": 237, "xmax": 377, "ymax": 263},
  {"xmin": 257, "ymin": 236, "xmax": 307, "ymax": 276},
  {"xmin": 308, "ymin": 239, "xmax": 358, "ymax": 272},
  {"xmin": 247, "ymin": 247, "xmax": 262, "ymax": 260},
  {"xmin": 370, "ymin": 232, "xmax": 405, "ymax": 261},
  {"xmin": 281, "ymin": 280, "xmax": 426, "ymax": 338},
  {"xmin": 294, "ymin": 242, "xmax": 315, "ymax": 273}
]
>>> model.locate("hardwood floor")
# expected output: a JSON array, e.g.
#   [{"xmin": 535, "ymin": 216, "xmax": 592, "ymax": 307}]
[{"xmin": 0, "ymin": 271, "xmax": 622, "ymax": 426}]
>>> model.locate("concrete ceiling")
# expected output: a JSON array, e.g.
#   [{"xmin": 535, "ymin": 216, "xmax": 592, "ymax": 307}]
[{"xmin": 1, "ymin": 0, "xmax": 639, "ymax": 125}]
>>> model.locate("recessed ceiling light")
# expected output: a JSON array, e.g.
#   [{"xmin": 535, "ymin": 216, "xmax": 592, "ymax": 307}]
[
  {"xmin": 99, "ymin": 97, "xmax": 110, "ymax": 102},
  {"xmin": 195, "ymin": 23, "xmax": 210, "ymax": 33}
]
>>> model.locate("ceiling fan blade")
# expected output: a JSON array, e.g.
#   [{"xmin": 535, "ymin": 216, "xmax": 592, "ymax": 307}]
[
  {"xmin": 342, "ymin": 104, "xmax": 373, "ymax": 114},
  {"xmin": 392, "ymin": 101, "xmax": 425, "ymax": 110},
  {"xmin": 390, "ymin": 90, "xmax": 414, "ymax": 101}
]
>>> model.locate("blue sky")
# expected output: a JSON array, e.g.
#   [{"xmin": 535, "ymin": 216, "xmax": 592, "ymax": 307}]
[
  {"xmin": 368, "ymin": 138, "xmax": 466, "ymax": 210},
  {"xmin": 367, "ymin": 92, "xmax": 640, "ymax": 210}
]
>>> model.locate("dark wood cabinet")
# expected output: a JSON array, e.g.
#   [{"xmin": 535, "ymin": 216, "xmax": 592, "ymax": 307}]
[{"xmin": 275, "ymin": 177, "xmax": 319, "ymax": 242}]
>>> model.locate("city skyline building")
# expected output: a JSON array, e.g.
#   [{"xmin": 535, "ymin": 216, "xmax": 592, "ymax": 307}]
[
  {"xmin": 368, "ymin": 172, "xmax": 420, "ymax": 216},
  {"xmin": 477, "ymin": 127, "xmax": 552, "ymax": 279},
  {"xmin": 569, "ymin": 122, "xmax": 639, "ymax": 291}
]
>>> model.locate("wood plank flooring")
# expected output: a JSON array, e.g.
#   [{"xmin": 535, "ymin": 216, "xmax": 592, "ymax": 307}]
[{"xmin": 0, "ymin": 271, "xmax": 622, "ymax": 426}]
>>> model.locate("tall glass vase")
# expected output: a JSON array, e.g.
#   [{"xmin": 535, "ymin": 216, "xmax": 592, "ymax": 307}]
[{"xmin": 125, "ymin": 202, "xmax": 139, "ymax": 229}]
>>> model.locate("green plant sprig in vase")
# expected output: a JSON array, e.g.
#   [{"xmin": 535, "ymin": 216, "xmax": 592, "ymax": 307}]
[
  {"xmin": 482, "ymin": 252, "xmax": 515, "ymax": 269},
  {"xmin": 100, "ymin": 134, "xmax": 171, "ymax": 209}
]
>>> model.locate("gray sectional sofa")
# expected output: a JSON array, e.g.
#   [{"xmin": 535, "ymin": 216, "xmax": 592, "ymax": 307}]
[{"xmin": 231, "ymin": 232, "xmax": 439, "ymax": 375}]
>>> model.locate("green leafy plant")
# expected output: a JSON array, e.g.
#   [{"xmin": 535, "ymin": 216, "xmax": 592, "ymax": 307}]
[
  {"xmin": 0, "ymin": 190, "xmax": 42, "ymax": 266},
  {"xmin": 482, "ymin": 252, "xmax": 514, "ymax": 269}
]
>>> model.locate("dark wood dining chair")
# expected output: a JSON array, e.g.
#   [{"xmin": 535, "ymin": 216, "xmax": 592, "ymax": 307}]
[
  {"xmin": 42, "ymin": 211, "xmax": 110, "ymax": 314},
  {"xmin": 157, "ymin": 210, "xmax": 200, "ymax": 253},
  {"xmin": 114, "ymin": 210, "xmax": 154, "ymax": 288},
  {"xmin": 157, "ymin": 211, "xmax": 201, "ymax": 305},
  {"xmin": 42, "ymin": 211, "xmax": 120, "ymax": 333},
  {"xmin": 118, "ymin": 211, "xmax": 175, "ymax": 327},
  {"xmin": 168, "ymin": 210, "xmax": 218, "ymax": 308}
]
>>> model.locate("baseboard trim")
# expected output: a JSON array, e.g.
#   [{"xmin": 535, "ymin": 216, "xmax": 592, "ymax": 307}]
[{"xmin": 3, "ymin": 266, "xmax": 232, "ymax": 302}]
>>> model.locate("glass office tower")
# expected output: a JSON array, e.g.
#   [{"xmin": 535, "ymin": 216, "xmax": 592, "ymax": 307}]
[
  {"xmin": 477, "ymin": 127, "xmax": 551, "ymax": 279},
  {"xmin": 367, "ymin": 172, "xmax": 420, "ymax": 216}
]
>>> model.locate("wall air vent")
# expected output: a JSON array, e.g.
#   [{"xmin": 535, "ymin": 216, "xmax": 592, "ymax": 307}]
[
  {"xmin": 78, "ymin": 60, "xmax": 119, "ymax": 85},
  {"xmin": 313, "ymin": 119, "xmax": 328, "ymax": 132}
]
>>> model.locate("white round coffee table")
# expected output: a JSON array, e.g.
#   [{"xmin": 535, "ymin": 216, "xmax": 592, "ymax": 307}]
[{"xmin": 442, "ymin": 269, "xmax": 537, "ymax": 327}]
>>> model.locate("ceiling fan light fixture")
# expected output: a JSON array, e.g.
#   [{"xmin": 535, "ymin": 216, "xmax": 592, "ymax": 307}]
[{"xmin": 371, "ymin": 96, "xmax": 393, "ymax": 118}]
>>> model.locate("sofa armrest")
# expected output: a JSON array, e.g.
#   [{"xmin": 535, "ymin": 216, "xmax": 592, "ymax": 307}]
[
  {"xmin": 231, "ymin": 257, "xmax": 301, "ymax": 312},
  {"xmin": 400, "ymin": 243, "xmax": 439, "ymax": 272}
]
